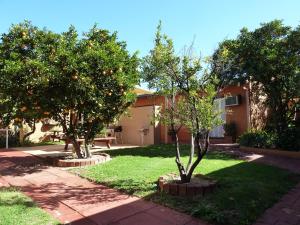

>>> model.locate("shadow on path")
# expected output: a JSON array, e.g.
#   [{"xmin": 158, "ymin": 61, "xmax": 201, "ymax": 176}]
[{"xmin": 0, "ymin": 149, "xmax": 208, "ymax": 225}]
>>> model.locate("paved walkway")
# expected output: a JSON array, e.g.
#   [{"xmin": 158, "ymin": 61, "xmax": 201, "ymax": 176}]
[
  {"xmin": 220, "ymin": 149, "xmax": 300, "ymax": 174},
  {"xmin": 216, "ymin": 148, "xmax": 300, "ymax": 225},
  {"xmin": 0, "ymin": 149, "xmax": 208, "ymax": 225},
  {"xmin": 13, "ymin": 144, "xmax": 140, "ymax": 159}
]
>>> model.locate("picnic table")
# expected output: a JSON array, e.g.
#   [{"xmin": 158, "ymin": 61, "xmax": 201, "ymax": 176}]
[
  {"xmin": 92, "ymin": 137, "xmax": 116, "ymax": 148},
  {"xmin": 50, "ymin": 131, "xmax": 62, "ymax": 142},
  {"xmin": 62, "ymin": 136, "xmax": 116, "ymax": 150}
]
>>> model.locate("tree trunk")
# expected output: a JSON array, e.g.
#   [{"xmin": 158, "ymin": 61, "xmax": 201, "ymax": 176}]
[
  {"xmin": 20, "ymin": 120, "xmax": 36, "ymax": 144},
  {"xmin": 84, "ymin": 141, "xmax": 92, "ymax": 158},
  {"xmin": 22, "ymin": 124, "xmax": 36, "ymax": 143},
  {"xmin": 172, "ymin": 129, "xmax": 188, "ymax": 183},
  {"xmin": 186, "ymin": 133, "xmax": 194, "ymax": 172},
  {"xmin": 185, "ymin": 131, "xmax": 209, "ymax": 182},
  {"xmin": 71, "ymin": 137, "xmax": 84, "ymax": 159}
]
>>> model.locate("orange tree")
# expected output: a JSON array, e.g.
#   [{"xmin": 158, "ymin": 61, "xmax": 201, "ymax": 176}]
[
  {"xmin": 0, "ymin": 22, "xmax": 52, "ymax": 142},
  {"xmin": 0, "ymin": 21, "xmax": 139, "ymax": 158}
]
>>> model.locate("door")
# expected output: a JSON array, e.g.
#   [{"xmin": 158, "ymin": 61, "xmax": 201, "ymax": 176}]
[{"xmin": 210, "ymin": 98, "xmax": 226, "ymax": 137}]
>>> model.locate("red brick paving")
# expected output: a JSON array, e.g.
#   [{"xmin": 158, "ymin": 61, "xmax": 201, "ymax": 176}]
[
  {"xmin": 213, "ymin": 147, "xmax": 300, "ymax": 174},
  {"xmin": 0, "ymin": 149, "xmax": 208, "ymax": 225}
]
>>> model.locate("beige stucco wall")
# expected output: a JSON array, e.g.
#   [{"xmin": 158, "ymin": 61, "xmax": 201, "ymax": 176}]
[
  {"xmin": 21, "ymin": 121, "xmax": 62, "ymax": 143},
  {"xmin": 20, "ymin": 105, "xmax": 161, "ymax": 145},
  {"xmin": 26, "ymin": 122, "xmax": 48, "ymax": 142},
  {"xmin": 118, "ymin": 106, "xmax": 160, "ymax": 146}
]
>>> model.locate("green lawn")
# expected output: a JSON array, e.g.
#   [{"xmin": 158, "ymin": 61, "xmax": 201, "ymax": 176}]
[
  {"xmin": 0, "ymin": 187, "xmax": 60, "ymax": 225},
  {"xmin": 73, "ymin": 145, "xmax": 300, "ymax": 225}
]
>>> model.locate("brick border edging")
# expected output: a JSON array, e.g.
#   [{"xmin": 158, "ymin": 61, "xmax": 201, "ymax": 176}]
[
  {"xmin": 158, "ymin": 175, "xmax": 217, "ymax": 196},
  {"xmin": 54, "ymin": 153, "xmax": 111, "ymax": 167},
  {"xmin": 240, "ymin": 146, "xmax": 300, "ymax": 159}
]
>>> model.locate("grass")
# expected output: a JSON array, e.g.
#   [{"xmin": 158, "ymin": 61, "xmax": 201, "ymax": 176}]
[
  {"xmin": 73, "ymin": 144, "xmax": 300, "ymax": 225},
  {"xmin": 0, "ymin": 187, "xmax": 60, "ymax": 225}
]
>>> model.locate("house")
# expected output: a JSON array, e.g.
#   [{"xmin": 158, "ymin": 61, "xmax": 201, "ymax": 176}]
[
  {"xmin": 118, "ymin": 84, "xmax": 266, "ymax": 145},
  {"xmin": 18, "ymin": 84, "xmax": 264, "ymax": 145}
]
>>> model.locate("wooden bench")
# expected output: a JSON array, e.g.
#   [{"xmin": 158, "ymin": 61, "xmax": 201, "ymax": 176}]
[
  {"xmin": 62, "ymin": 137, "xmax": 116, "ymax": 150},
  {"xmin": 92, "ymin": 137, "xmax": 116, "ymax": 148}
]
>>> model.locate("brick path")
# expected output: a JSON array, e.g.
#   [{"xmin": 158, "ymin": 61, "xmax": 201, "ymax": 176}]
[
  {"xmin": 0, "ymin": 150, "xmax": 208, "ymax": 225},
  {"xmin": 236, "ymin": 150, "xmax": 300, "ymax": 174},
  {"xmin": 211, "ymin": 146, "xmax": 300, "ymax": 174}
]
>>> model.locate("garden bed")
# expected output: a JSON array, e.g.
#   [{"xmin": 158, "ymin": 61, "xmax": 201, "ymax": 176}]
[
  {"xmin": 53, "ymin": 153, "xmax": 111, "ymax": 167},
  {"xmin": 158, "ymin": 173, "xmax": 217, "ymax": 196}
]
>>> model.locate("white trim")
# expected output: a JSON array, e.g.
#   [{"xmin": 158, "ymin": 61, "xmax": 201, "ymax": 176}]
[{"xmin": 210, "ymin": 98, "xmax": 226, "ymax": 138}]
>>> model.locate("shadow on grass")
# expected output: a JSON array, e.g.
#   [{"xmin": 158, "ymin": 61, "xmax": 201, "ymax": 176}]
[
  {"xmin": 81, "ymin": 154, "xmax": 300, "ymax": 225},
  {"xmin": 46, "ymin": 160, "xmax": 300, "ymax": 225},
  {"xmin": 0, "ymin": 187, "xmax": 35, "ymax": 207},
  {"xmin": 144, "ymin": 161, "xmax": 300, "ymax": 225}
]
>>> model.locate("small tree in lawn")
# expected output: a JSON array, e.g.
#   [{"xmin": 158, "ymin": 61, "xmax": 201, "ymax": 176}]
[
  {"xmin": 142, "ymin": 23, "xmax": 222, "ymax": 183},
  {"xmin": 0, "ymin": 21, "xmax": 53, "ymax": 143}
]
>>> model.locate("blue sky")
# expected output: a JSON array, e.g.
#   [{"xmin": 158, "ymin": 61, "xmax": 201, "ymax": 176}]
[{"xmin": 0, "ymin": 0, "xmax": 299, "ymax": 58}]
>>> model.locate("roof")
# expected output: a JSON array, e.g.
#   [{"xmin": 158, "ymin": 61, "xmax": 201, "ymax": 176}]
[{"xmin": 133, "ymin": 87, "xmax": 153, "ymax": 96}]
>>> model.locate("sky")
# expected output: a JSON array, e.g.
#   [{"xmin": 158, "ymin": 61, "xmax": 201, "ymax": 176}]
[{"xmin": 0, "ymin": 0, "xmax": 299, "ymax": 88}]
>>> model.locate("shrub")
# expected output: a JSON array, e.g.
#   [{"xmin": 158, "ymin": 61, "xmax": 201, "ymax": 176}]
[
  {"xmin": 277, "ymin": 127, "xmax": 300, "ymax": 151},
  {"xmin": 238, "ymin": 130, "xmax": 277, "ymax": 149}
]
